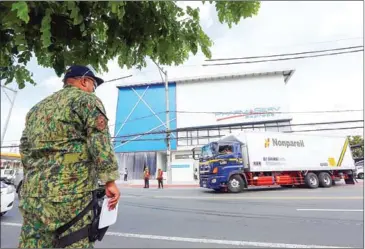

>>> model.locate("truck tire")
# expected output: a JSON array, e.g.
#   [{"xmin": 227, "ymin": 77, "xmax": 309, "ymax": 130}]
[
  {"xmin": 318, "ymin": 172, "xmax": 332, "ymax": 188},
  {"xmin": 228, "ymin": 175, "xmax": 244, "ymax": 193},
  {"xmin": 358, "ymin": 173, "xmax": 364, "ymax": 179},
  {"xmin": 304, "ymin": 172, "xmax": 319, "ymax": 189}
]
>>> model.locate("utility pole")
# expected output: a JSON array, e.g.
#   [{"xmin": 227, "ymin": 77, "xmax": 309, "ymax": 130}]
[
  {"xmin": 1, "ymin": 83, "xmax": 17, "ymax": 147},
  {"xmin": 164, "ymin": 70, "xmax": 172, "ymax": 184},
  {"xmin": 153, "ymin": 60, "xmax": 172, "ymax": 184}
]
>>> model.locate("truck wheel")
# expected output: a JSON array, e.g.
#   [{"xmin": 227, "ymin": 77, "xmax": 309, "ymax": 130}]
[
  {"xmin": 358, "ymin": 173, "xmax": 364, "ymax": 179},
  {"xmin": 318, "ymin": 172, "xmax": 332, "ymax": 188},
  {"xmin": 304, "ymin": 172, "xmax": 319, "ymax": 189},
  {"xmin": 0, "ymin": 212, "xmax": 6, "ymax": 217},
  {"xmin": 228, "ymin": 175, "xmax": 244, "ymax": 193}
]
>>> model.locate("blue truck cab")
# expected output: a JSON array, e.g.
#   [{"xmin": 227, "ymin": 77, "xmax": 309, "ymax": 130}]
[{"xmin": 193, "ymin": 141, "xmax": 248, "ymax": 193}]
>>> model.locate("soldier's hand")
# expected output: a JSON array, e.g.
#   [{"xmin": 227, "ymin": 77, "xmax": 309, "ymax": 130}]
[{"xmin": 105, "ymin": 181, "xmax": 120, "ymax": 211}]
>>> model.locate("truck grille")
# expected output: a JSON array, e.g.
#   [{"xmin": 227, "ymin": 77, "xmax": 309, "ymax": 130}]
[{"xmin": 200, "ymin": 165, "xmax": 211, "ymax": 173}]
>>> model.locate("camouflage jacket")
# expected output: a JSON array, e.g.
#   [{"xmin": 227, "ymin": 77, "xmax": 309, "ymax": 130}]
[{"xmin": 19, "ymin": 85, "xmax": 120, "ymax": 201}]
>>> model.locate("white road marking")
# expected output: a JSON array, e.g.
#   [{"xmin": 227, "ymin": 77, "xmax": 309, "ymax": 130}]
[
  {"xmin": 297, "ymin": 209, "xmax": 363, "ymax": 212},
  {"xmin": 127, "ymin": 195, "xmax": 363, "ymax": 200},
  {"xmin": 1, "ymin": 222, "xmax": 22, "ymax": 227},
  {"xmin": 1, "ymin": 222, "xmax": 351, "ymax": 248}
]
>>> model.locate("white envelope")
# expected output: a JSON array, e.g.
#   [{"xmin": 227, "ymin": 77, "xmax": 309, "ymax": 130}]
[{"xmin": 98, "ymin": 197, "xmax": 119, "ymax": 229}]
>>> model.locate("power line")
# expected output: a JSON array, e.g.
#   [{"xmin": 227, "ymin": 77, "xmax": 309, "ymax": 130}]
[
  {"xmin": 205, "ymin": 45, "xmax": 363, "ymax": 62},
  {"xmin": 112, "ymin": 119, "xmax": 364, "ymax": 140},
  {"xmin": 106, "ymin": 109, "xmax": 363, "ymax": 128},
  {"xmin": 3, "ymin": 109, "xmax": 362, "ymax": 144},
  {"xmin": 1, "ymin": 126, "xmax": 363, "ymax": 148},
  {"xmin": 1, "ymin": 109, "xmax": 361, "ymax": 143},
  {"xmin": 111, "ymin": 126, "xmax": 363, "ymax": 143},
  {"xmin": 103, "ymin": 74, "xmax": 133, "ymax": 83},
  {"xmin": 2, "ymin": 120, "xmax": 362, "ymax": 147},
  {"xmin": 108, "ymin": 112, "xmax": 166, "ymax": 127},
  {"xmin": 287, "ymin": 126, "xmax": 364, "ymax": 133},
  {"xmin": 2, "ymin": 110, "xmax": 362, "ymax": 144},
  {"xmin": 202, "ymin": 49, "xmax": 363, "ymax": 67},
  {"xmin": 175, "ymin": 109, "xmax": 363, "ymax": 115},
  {"xmin": 268, "ymin": 37, "xmax": 364, "ymax": 48}
]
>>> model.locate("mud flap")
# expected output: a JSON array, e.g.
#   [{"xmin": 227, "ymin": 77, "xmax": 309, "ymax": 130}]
[{"xmin": 345, "ymin": 176, "xmax": 355, "ymax": 185}]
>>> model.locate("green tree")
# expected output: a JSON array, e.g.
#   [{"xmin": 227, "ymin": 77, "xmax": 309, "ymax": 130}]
[
  {"xmin": 348, "ymin": 135, "xmax": 364, "ymax": 159},
  {"xmin": 0, "ymin": 1, "xmax": 260, "ymax": 89}
]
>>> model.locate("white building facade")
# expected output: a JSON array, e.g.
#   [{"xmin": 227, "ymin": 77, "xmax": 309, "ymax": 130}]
[{"xmin": 114, "ymin": 69, "xmax": 295, "ymax": 182}]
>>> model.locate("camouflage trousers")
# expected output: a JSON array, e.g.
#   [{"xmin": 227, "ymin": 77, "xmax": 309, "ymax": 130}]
[{"xmin": 18, "ymin": 194, "xmax": 94, "ymax": 248}]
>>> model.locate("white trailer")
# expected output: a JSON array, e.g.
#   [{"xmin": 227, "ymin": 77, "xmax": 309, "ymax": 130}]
[
  {"xmin": 220, "ymin": 131, "xmax": 355, "ymax": 172},
  {"xmin": 196, "ymin": 131, "xmax": 356, "ymax": 193}
]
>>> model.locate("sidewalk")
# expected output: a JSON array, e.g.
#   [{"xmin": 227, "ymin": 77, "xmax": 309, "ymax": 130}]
[{"xmin": 117, "ymin": 179, "xmax": 199, "ymax": 188}]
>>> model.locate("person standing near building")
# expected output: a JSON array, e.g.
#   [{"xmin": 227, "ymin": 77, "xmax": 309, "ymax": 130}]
[
  {"xmin": 157, "ymin": 169, "xmax": 164, "ymax": 189},
  {"xmin": 18, "ymin": 65, "xmax": 120, "ymax": 248},
  {"xmin": 143, "ymin": 168, "xmax": 150, "ymax": 188},
  {"xmin": 124, "ymin": 168, "xmax": 128, "ymax": 181}
]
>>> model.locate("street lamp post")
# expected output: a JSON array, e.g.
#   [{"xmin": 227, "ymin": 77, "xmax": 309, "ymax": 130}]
[{"xmin": 1, "ymin": 83, "xmax": 18, "ymax": 147}]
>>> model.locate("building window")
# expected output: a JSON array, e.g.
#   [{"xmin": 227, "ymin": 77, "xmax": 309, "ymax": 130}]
[
  {"xmin": 208, "ymin": 129, "xmax": 220, "ymax": 142},
  {"xmin": 198, "ymin": 130, "xmax": 209, "ymax": 145},
  {"xmin": 253, "ymin": 124, "xmax": 265, "ymax": 131},
  {"xmin": 230, "ymin": 126, "xmax": 240, "ymax": 133},
  {"xmin": 278, "ymin": 121, "xmax": 292, "ymax": 132},
  {"xmin": 219, "ymin": 128, "xmax": 231, "ymax": 137},
  {"xmin": 177, "ymin": 131, "xmax": 188, "ymax": 146},
  {"xmin": 265, "ymin": 123, "xmax": 279, "ymax": 132},
  {"xmin": 242, "ymin": 125, "xmax": 254, "ymax": 132},
  {"xmin": 189, "ymin": 130, "xmax": 198, "ymax": 146}
]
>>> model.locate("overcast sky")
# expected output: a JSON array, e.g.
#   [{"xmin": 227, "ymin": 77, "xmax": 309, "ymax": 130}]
[{"xmin": 1, "ymin": 1, "xmax": 363, "ymax": 151}]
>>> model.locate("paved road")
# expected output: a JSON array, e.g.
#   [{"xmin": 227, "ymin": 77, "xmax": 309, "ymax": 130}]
[{"xmin": 1, "ymin": 181, "xmax": 363, "ymax": 248}]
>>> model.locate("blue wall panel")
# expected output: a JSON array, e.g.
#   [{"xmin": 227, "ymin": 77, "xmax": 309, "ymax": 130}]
[{"xmin": 114, "ymin": 83, "xmax": 177, "ymax": 153}]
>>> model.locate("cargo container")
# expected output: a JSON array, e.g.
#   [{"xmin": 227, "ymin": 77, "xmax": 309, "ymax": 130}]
[{"xmin": 193, "ymin": 131, "xmax": 356, "ymax": 193}]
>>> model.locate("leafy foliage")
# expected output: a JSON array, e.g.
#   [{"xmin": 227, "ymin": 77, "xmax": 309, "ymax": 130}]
[
  {"xmin": 349, "ymin": 135, "xmax": 364, "ymax": 159},
  {"xmin": 0, "ymin": 1, "xmax": 260, "ymax": 89}
]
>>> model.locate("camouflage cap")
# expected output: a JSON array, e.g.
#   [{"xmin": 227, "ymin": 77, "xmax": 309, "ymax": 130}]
[{"xmin": 63, "ymin": 65, "xmax": 104, "ymax": 86}]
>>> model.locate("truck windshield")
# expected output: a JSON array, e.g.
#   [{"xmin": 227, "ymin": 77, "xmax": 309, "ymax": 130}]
[
  {"xmin": 218, "ymin": 145, "xmax": 233, "ymax": 155},
  {"xmin": 201, "ymin": 145, "xmax": 213, "ymax": 159}
]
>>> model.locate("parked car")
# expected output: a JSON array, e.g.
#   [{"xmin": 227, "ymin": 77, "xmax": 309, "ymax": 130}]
[
  {"xmin": 0, "ymin": 169, "xmax": 15, "ymax": 184},
  {"xmin": 355, "ymin": 160, "xmax": 364, "ymax": 179},
  {"xmin": 14, "ymin": 168, "xmax": 23, "ymax": 199},
  {"xmin": 0, "ymin": 181, "xmax": 15, "ymax": 216}
]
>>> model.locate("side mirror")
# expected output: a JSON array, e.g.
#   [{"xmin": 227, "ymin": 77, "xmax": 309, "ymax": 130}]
[{"xmin": 192, "ymin": 148, "xmax": 199, "ymax": 160}]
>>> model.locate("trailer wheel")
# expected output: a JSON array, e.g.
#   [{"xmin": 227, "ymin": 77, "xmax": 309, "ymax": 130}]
[
  {"xmin": 228, "ymin": 175, "xmax": 244, "ymax": 193},
  {"xmin": 304, "ymin": 172, "xmax": 319, "ymax": 189},
  {"xmin": 318, "ymin": 172, "xmax": 332, "ymax": 188}
]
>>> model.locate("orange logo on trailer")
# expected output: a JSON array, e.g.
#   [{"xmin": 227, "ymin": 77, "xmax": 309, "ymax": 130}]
[{"xmin": 264, "ymin": 138, "xmax": 270, "ymax": 148}]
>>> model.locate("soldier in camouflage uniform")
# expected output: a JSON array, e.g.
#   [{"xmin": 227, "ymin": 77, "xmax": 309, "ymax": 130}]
[{"xmin": 18, "ymin": 65, "xmax": 120, "ymax": 248}]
